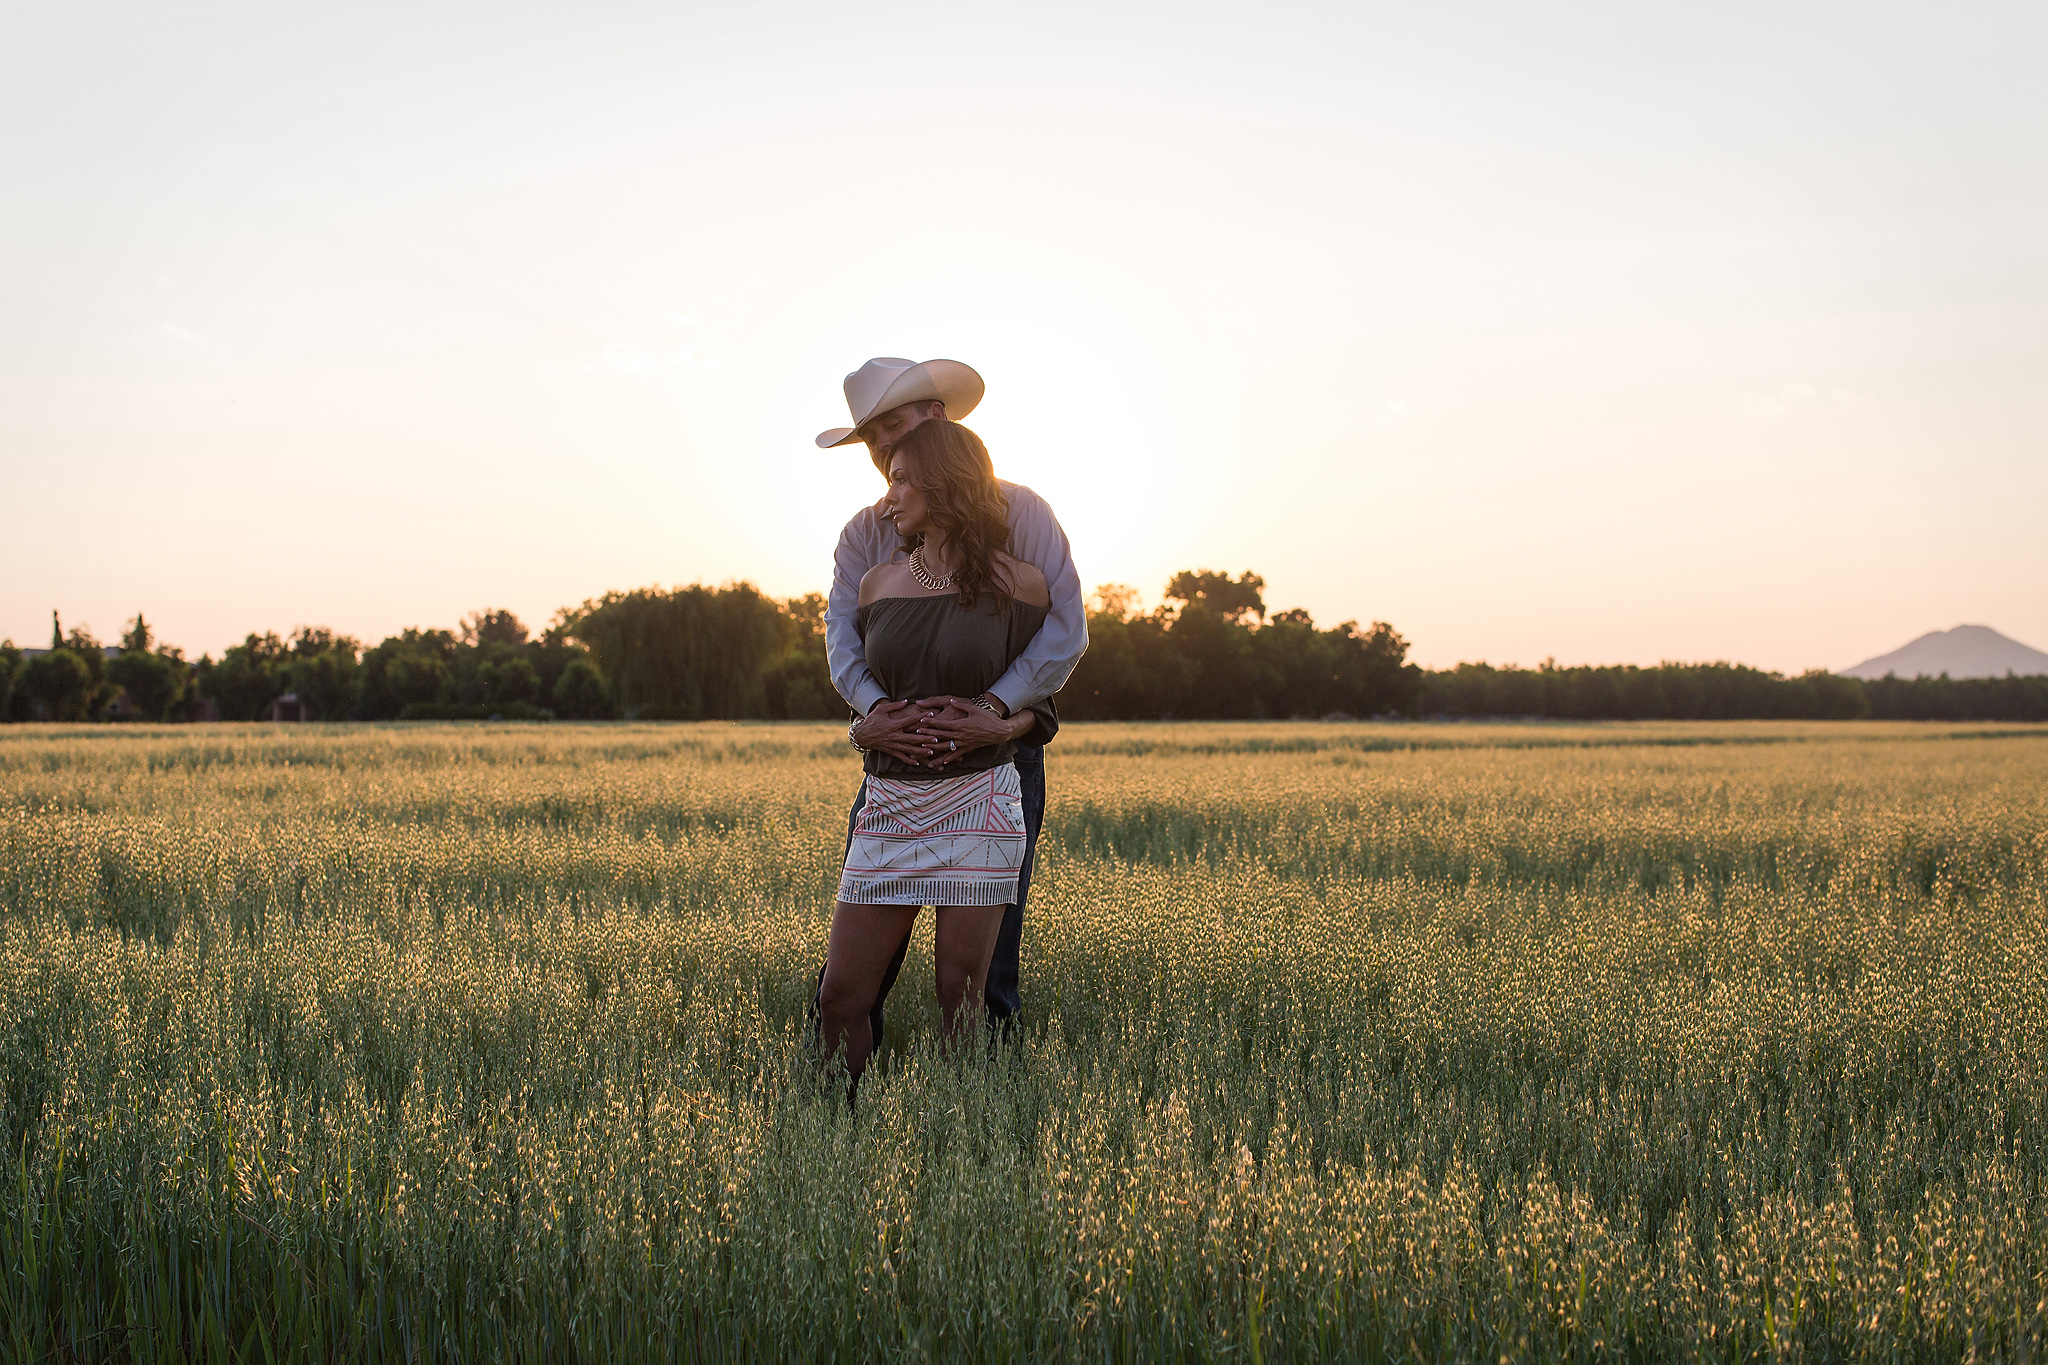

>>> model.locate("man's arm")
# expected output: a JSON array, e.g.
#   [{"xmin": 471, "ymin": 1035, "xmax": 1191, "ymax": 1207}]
[
  {"xmin": 825, "ymin": 506, "xmax": 894, "ymax": 717},
  {"xmin": 984, "ymin": 484, "xmax": 1087, "ymax": 717}
]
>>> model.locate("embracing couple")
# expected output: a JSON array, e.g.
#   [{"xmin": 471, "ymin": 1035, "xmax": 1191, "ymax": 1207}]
[{"xmin": 811, "ymin": 357, "xmax": 1086, "ymax": 1088}]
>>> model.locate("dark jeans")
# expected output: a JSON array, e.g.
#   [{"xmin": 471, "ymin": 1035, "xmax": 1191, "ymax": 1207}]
[{"xmin": 814, "ymin": 748, "xmax": 1045, "ymax": 1053}]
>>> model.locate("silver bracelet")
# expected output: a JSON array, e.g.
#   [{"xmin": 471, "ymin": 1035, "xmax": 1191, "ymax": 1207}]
[
  {"xmin": 970, "ymin": 695, "xmax": 1001, "ymax": 716},
  {"xmin": 847, "ymin": 717, "xmax": 868, "ymax": 753}
]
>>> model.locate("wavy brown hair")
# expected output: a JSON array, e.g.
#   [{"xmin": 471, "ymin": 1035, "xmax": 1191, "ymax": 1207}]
[{"xmin": 890, "ymin": 420, "xmax": 1013, "ymax": 608}]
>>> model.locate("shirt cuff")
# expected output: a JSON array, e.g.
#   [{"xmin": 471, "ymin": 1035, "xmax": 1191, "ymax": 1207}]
[
  {"xmin": 849, "ymin": 680, "xmax": 891, "ymax": 717},
  {"xmin": 985, "ymin": 678, "xmax": 1029, "ymax": 718}
]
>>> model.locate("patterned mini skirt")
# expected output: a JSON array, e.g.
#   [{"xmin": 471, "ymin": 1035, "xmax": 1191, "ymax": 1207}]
[{"xmin": 836, "ymin": 765, "xmax": 1027, "ymax": 906}]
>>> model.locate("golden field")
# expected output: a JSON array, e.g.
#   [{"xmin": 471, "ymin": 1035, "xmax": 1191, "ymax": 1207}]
[{"xmin": 2, "ymin": 720, "xmax": 2044, "ymax": 1362}]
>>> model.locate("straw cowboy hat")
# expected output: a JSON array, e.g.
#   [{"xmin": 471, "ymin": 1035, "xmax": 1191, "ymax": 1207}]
[{"xmin": 814, "ymin": 357, "xmax": 985, "ymax": 449}]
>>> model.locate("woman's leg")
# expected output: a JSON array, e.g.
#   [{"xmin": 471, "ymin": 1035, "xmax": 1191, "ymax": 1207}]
[
  {"xmin": 819, "ymin": 900, "xmax": 919, "ymax": 1081},
  {"xmin": 931, "ymin": 904, "xmax": 1006, "ymax": 1041}
]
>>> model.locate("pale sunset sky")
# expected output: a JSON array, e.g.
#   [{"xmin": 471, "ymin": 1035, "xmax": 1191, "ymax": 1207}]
[{"xmin": 4, "ymin": 0, "xmax": 2043, "ymax": 671}]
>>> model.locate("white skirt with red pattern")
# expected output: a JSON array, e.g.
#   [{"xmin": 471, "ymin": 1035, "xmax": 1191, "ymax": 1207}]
[{"xmin": 835, "ymin": 765, "xmax": 1026, "ymax": 906}]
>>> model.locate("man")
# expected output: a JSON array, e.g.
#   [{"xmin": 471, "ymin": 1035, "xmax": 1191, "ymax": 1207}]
[{"xmin": 816, "ymin": 356, "xmax": 1087, "ymax": 1047}]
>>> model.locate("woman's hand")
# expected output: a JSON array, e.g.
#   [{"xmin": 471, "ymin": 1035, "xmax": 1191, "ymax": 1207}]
[
  {"xmin": 853, "ymin": 699, "xmax": 944, "ymax": 767},
  {"xmin": 911, "ymin": 696, "xmax": 1033, "ymax": 769}
]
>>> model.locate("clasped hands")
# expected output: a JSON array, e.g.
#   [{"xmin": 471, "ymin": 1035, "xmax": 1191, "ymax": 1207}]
[{"xmin": 853, "ymin": 696, "xmax": 1028, "ymax": 769}]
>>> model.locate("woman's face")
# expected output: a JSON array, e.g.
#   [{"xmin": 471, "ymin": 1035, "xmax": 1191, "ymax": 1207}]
[{"xmin": 882, "ymin": 455, "xmax": 932, "ymax": 539}]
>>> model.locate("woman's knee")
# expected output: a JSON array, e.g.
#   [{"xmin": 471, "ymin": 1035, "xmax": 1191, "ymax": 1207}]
[
  {"xmin": 818, "ymin": 969, "xmax": 873, "ymax": 1020},
  {"xmin": 933, "ymin": 908, "xmax": 1001, "ymax": 993},
  {"xmin": 932, "ymin": 961, "xmax": 980, "ymax": 1004}
]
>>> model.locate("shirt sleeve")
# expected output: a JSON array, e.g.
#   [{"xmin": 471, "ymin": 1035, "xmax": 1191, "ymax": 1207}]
[
  {"xmin": 987, "ymin": 484, "xmax": 1088, "ymax": 716},
  {"xmin": 827, "ymin": 508, "xmax": 893, "ymax": 716},
  {"xmin": 1017, "ymin": 696, "xmax": 1060, "ymax": 750}
]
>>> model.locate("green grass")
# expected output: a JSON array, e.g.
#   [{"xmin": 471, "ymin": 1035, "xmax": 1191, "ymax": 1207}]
[{"xmin": 2, "ymin": 720, "xmax": 2045, "ymax": 1362}]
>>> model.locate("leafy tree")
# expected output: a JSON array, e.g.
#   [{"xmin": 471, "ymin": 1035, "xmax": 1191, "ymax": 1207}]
[
  {"xmin": 762, "ymin": 593, "xmax": 841, "ymax": 720},
  {"xmin": 1164, "ymin": 570, "xmax": 1265, "ymax": 624},
  {"xmin": 1618, "ymin": 667, "xmax": 1671, "ymax": 719},
  {"xmin": 1788, "ymin": 669, "xmax": 1871, "ymax": 720},
  {"xmin": 567, "ymin": 583, "xmax": 785, "ymax": 720},
  {"xmin": 1125, "ymin": 610, "xmax": 1196, "ymax": 717},
  {"xmin": 1250, "ymin": 608, "xmax": 1335, "ymax": 717},
  {"xmin": 283, "ymin": 628, "xmax": 362, "ymax": 720},
  {"xmin": 19, "ymin": 615, "xmax": 114, "ymax": 721},
  {"xmin": 478, "ymin": 655, "xmax": 541, "ymax": 706},
  {"xmin": 60, "ymin": 618, "xmax": 114, "ymax": 719},
  {"xmin": 762, "ymin": 651, "xmax": 838, "ymax": 719},
  {"xmin": 1165, "ymin": 601, "xmax": 1260, "ymax": 717},
  {"xmin": 1062, "ymin": 574, "xmax": 1418, "ymax": 720},
  {"xmin": 355, "ymin": 629, "xmax": 458, "ymax": 719},
  {"xmin": 1061, "ymin": 588, "xmax": 1151, "ymax": 720},
  {"xmin": 0, "ymin": 642, "xmax": 21, "ymax": 722},
  {"xmin": 1339, "ymin": 621, "xmax": 1423, "ymax": 716},
  {"xmin": 22, "ymin": 649, "xmax": 93, "ymax": 721},
  {"xmin": 552, "ymin": 657, "xmax": 613, "ymax": 719},
  {"xmin": 440, "ymin": 611, "xmax": 554, "ymax": 713},
  {"xmin": 461, "ymin": 609, "xmax": 530, "ymax": 649},
  {"xmin": 107, "ymin": 651, "xmax": 187, "ymax": 721},
  {"xmin": 531, "ymin": 612, "xmax": 592, "ymax": 708},
  {"xmin": 1089, "ymin": 584, "xmax": 1144, "ymax": 621},
  {"xmin": 198, "ymin": 633, "xmax": 291, "ymax": 721},
  {"xmin": 104, "ymin": 612, "xmax": 194, "ymax": 722}
]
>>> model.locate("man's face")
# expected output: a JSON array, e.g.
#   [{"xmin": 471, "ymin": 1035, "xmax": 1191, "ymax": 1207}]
[{"xmin": 859, "ymin": 400, "xmax": 942, "ymax": 470}]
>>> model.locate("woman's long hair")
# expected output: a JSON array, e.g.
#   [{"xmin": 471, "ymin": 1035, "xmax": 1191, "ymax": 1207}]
[{"xmin": 891, "ymin": 420, "xmax": 1012, "ymax": 608}]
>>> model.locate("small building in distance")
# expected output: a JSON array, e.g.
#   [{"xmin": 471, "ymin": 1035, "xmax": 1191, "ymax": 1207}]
[{"xmin": 268, "ymin": 693, "xmax": 308, "ymax": 723}]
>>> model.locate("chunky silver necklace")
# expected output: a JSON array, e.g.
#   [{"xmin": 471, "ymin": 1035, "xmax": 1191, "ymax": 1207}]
[{"xmin": 908, "ymin": 545, "xmax": 953, "ymax": 591}]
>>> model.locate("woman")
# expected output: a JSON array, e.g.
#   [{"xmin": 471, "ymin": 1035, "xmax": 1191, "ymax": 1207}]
[{"xmin": 817, "ymin": 419, "xmax": 1053, "ymax": 1085}]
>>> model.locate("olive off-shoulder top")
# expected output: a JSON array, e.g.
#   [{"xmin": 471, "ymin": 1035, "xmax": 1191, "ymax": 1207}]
[{"xmin": 855, "ymin": 592, "xmax": 1058, "ymax": 780}]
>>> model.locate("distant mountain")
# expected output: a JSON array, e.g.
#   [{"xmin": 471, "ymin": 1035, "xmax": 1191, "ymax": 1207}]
[{"xmin": 1841, "ymin": 625, "xmax": 2048, "ymax": 680}]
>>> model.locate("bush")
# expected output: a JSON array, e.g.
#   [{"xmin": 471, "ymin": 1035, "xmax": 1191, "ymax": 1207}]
[{"xmin": 552, "ymin": 657, "xmax": 613, "ymax": 720}]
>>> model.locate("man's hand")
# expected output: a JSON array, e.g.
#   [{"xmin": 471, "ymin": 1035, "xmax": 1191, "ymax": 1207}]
[
  {"xmin": 852, "ymin": 699, "xmax": 942, "ymax": 767},
  {"xmin": 910, "ymin": 696, "xmax": 1033, "ymax": 769}
]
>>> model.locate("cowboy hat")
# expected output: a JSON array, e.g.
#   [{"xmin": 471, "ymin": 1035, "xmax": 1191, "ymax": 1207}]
[{"xmin": 814, "ymin": 357, "xmax": 984, "ymax": 449}]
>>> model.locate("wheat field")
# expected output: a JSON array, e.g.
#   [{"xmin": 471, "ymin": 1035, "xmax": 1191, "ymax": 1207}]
[{"xmin": 2, "ymin": 720, "xmax": 2044, "ymax": 1362}]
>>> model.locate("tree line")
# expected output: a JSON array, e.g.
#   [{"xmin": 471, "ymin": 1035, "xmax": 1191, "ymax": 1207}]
[
  {"xmin": 0, "ymin": 591, "xmax": 834, "ymax": 724},
  {"xmin": 4, "ymin": 573, "xmax": 2043, "ymax": 723},
  {"xmin": 1421, "ymin": 659, "xmax": 2045, "ymax": 722}
]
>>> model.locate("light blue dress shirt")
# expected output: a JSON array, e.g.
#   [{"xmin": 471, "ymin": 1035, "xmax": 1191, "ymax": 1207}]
[{"xmin": 827, "ymin": 480, "xmax": 1087, "ymax": 718}]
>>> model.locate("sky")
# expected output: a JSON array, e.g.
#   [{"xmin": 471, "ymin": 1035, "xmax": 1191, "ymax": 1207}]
[{"xmin": 3, "ymin": 0, "xmax": 2043, "ymax": 672}]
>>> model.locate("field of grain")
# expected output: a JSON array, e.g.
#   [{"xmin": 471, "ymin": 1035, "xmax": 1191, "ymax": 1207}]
[{"xmin": 2, "ymin": 720, "xmax": 2045, "ymax": 1362}]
